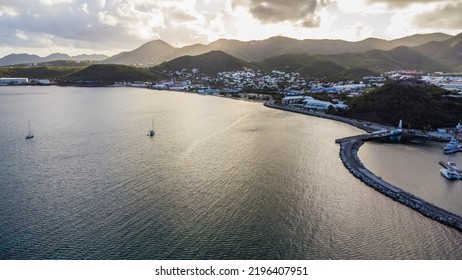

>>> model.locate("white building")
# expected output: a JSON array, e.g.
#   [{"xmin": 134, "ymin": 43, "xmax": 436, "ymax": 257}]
[
  {"xmin": 0, "ymin": 78, "xmax": 29, "ymax": 85},
  {"xmin": 303, "ymin": 97, "xmax": 334, "ymax": 110},
  {"xmin": 281, "ymin": 96, "xmax": 305, "ymax": 105},
  {"xmin": 334, "ymin": 101, "xmax": 349, "ymax": 110},
  {"xmin": 30, "ymin": 79, "xmax": 51, "ymax": 85},
  {"xmin": 301, "ymin": 96, "xmax": 349, "ymax": 110},
  {"xmin": 440, "ymin": 83, "xmax": 462, "ymax": 92}
]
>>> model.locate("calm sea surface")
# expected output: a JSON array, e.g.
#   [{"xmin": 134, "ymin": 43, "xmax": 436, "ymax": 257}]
[{"xmin": 0, "ymin": 86, "xmax": 461, "ymax": 259}]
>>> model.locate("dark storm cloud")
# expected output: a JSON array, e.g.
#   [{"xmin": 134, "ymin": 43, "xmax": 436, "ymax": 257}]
[
  {"xmin": 412, "ymin": 2, "xmax": 462, "ymax": 30},
  {"xmin": 233, "ymin": 0, "xmax": 329, "ymax": 27}
]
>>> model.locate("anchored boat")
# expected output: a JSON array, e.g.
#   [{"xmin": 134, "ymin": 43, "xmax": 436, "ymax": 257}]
[
  {"xmin": 25, "ymin": 120, "xmax": 34, "ymax": 139},
  {"xmin": 147, "ymin": 119, "xmax": 155, "ymax": 137}
]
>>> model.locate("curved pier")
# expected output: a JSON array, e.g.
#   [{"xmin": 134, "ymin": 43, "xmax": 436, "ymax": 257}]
[
  {"xmin": 264, "ymin": 101, "xmax": 462, "ymax": 232},
  {"xmin": 338, "ymin": 137, "xmax": 462, "ymax": 232}
]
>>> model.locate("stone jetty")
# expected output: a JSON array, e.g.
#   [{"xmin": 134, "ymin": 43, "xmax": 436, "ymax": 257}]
[
  {"xmin": 338, "ymin": 137, "xmax": 462, "ymax": 232},
  {"xmin": 264, "ymin": 101, "xmax": 462, "ymax": 232}
]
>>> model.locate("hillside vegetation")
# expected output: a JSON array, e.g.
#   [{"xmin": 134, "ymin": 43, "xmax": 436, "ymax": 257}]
[
  {"xmin": 60, "ymin": 64, "xmax": 166, "ymax": 83},
  {"xmin": 154, "ymin": 51, "xmax": 258, "ymax": 75},
  {"xmin": 0, "ymin": 66, "xmax": 83, "ymax": 79},
  {"xmin": 259, "ymin": 44, "xmax": 451, "ymax": 80},
  {"xmin": 347, "ymin": 82, "xmax": 462, "ymax": 129},
  {"xmin": 260, "ymin": 54, "xmax": 377, "ymax": 80},
  {"xmin": 152, "ymin": 40, "xmax": 455, "ymax": 80},
  {"xmin": 104, "ymin": 33, "xmax": 453, "ymax": 65}
]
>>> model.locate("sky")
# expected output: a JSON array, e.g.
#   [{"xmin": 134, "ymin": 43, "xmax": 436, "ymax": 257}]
[{"xmin": 0, "ymin": 0, "xmax": 461, "ymax": 58}]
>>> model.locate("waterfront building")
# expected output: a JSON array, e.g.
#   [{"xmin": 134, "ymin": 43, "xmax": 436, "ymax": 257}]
[
  {"xmin": 281, "ymin": 96, "xmax": 305, "ymax": 105},
  {"xmin": 334, "ymin": 101, "xmax": 349, "ymax": 110},
  {"xmin": 303, "ymin": 97, "xmax": 334, "ymax": 110},
  {"xmin": 440, "ymin": 82, "xmax": 462, "ymax": 92},
  {"xmin": 0, "ymin": 77, "xmax": 29, "ymax": 85}
]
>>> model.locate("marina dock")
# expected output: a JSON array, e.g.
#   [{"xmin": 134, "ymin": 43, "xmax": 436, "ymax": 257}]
[{"xmin": 439, "ymin": 161, "xmax": 462, "ymax": 177}]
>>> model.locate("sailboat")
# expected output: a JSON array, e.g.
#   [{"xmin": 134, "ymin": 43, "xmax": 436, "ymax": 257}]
[
  {"xmin": 147, "ymin": 119, "xmax": 155, "ymax": 137},
  {"xmin": 25, "ymin": 120, "xmax": 34, "ymax": 139}
]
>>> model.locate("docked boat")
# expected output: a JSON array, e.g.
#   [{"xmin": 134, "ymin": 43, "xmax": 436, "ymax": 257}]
[
  {"xmin": 447, "ymin": 161, "xmax": 458, "ymax": 171},
  {"xmin": 440, "ymin": 168, "xmax": 461, "ymax": 180},
  {"xmin": 443, "ymin": 138, "xmax": 461, "ymax": 154},
  {"xmin": 25, "ymin": 120, "xmax": 34, "ymax": 139}
]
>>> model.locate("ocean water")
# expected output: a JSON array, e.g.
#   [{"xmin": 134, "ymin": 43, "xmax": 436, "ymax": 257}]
[{"xmin": 0, "ymin": 86, "xmax": 461, "ymax": 259}]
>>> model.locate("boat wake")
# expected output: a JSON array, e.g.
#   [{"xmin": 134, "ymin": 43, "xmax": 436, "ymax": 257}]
[{"xmin": 182, "ymin": 114, "xmax": 251, "ymax": 157}]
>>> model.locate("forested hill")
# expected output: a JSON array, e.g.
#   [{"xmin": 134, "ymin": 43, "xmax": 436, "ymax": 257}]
[
  {"xmin": 60, "ymin": 64, "xmax": 166, "ymax": 83},
  {"xmin": 347, "ymin": 82, "xmax": 462, "ymax": 130}
]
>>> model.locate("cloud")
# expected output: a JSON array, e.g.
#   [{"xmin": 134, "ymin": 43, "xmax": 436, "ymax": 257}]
[
  {"xmin": 39, "ymin": 0, "xmax": 75, "ymax": 5},
  {"xmin": 412, "ymin": 2, "xmax": 462, "ymax": 30},
  {"xmin": 344, "ymin": 22, "xmax": 373, "ymax": 40},
  {"xmin": 80, "ymin": 3, "xmax": 89, "ymax": 15},
  {"xmin": 15, "ymin": 31, "xmax": 28, "ymax": 40},
  {"xmin": 0, "ymin": 0, "xmax": 459, "ymax": 57},
  {"xmin": 364, "ymin": 0, "xmax": 442, "ymax": 8},
  {"xmin": 381, "ymin": 0, "xmax": 461, "ymax": 39},
  {"xmin": 0, "ymin": 0, "xmax": 226, "ymax": 54},
  {"xmin": 232, "ymin": 0, "xmax": 329, "ymax": 27}
]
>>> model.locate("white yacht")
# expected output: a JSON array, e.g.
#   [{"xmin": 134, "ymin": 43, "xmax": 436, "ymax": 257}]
[
  {"xmin": 447, "ymin": 161, "xmax": 458, "ymax": 171},
  {"xmin": 440, "ymin": 168, "xmax": 461, "ymax": 180},
  {"xmin": 443, "ymin": 138, "xmax": 461, "ymax": 154}
]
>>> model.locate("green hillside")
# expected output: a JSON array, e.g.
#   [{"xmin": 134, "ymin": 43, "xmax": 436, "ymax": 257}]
[
  {"xmin": 260, "ymin": 53, "xmax": 377, "ymax": 80},
  {"xmin": 154, "ymin": 50, "xmax": 257, "ymax": 75},
  {"xmin": 61, "ymin": 64, "xmax": 166, "ymax": 83},
  {"xmin": 347, "ymin": 82, "xmax": 462, "ymax": 129},
  {"xmin": 415, "ymin": 33, "xmax": 462, "ymax": 71},
  {"xmin": 104, "ymin": 33, "xmax": 453, "ymax": 66},
  {"xmin": 0, "ymin": 66, "xmax": 83, "ymax": 79},
  {"xmin": 260, "ymin": 44, "xmax": 450, "ymax": 80}
]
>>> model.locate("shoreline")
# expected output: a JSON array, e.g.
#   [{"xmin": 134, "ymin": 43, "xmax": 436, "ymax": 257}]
[
  {"xmin": 3, "ymin": 85, "xmax": 462, "ymax": 231},
  {"xmin": 264, "ymin": 101, "xmax": 462, "ymax": 232}
]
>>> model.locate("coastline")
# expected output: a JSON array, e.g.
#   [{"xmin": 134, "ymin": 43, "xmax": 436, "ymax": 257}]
[
  {"xmin": 4, "ymin": 85, "xmax": 461, "ymax": 231},
  {"xmin": 264, "ymin": 101, "xmax": 462, "ymax": 232}
]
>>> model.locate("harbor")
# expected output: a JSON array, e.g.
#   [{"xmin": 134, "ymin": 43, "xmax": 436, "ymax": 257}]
[
  {"xmin": 338, "ymin": 136, "xmax": 462, "ymax": 232},
  {"xmin": 264, "ymin": 101, "xmax": 462, "ymax": 232}
]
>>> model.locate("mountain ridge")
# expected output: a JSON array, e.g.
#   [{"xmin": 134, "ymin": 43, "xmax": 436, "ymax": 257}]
[
  {"xmin": 103, "ymin": 32, "xmax": 454, "ymax": 66},
  {"xmin": 0, "ymin": 53, "xmax": 109, "ymax": 66},
  {"xmin": 153, "ymin": 42, "xmax": 454, "ymax": 81},
  {"xmin": 1, "ymin": 32, "xmax": 454, "ymax": 67}
]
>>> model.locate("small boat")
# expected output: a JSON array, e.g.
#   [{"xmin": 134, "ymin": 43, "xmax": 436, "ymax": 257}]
[
  {"xmin": 448, "ymin": 162, "xmax": 458, "ymax": 170},
  {"xmin": 440, "ymin": 168, "xmax": 460, "ymax": 180},
  {"xmin": 25, "ymin": 120, "xmax": 34, "ymax": 139},
  {"xmin": 147, "ymin": 119, "xmax": 155, "ymax": 137},
  {"xmin": 443, "ymin": 137, "xmax": 461, "ymax": 154}
]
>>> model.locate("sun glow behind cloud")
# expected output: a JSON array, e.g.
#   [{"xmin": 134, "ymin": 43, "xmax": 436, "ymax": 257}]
[{"xmin": 0, "ymin": 0, "xmax": 460, "ymax": 57}]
